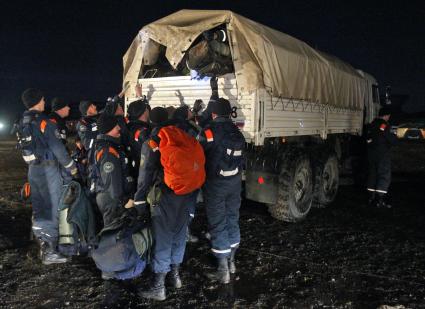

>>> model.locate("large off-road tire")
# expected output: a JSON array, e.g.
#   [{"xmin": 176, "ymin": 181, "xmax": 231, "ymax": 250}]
[
  {"xmin": 267, "ymin": 150, "xmax": 314, "ymax": 222},
  {"xmin": 313, "ymin": 152, "xmax": 339, "ymax": 208}
]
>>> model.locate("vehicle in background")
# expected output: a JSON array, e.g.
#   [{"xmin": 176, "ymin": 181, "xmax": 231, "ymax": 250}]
[
  {"xmin": 393, "ymin": 122, "xmax": 425, "ymax": 139},
  {"xmin": 121, "ymin": 10, "xmax": 381, "ymax": 222}
]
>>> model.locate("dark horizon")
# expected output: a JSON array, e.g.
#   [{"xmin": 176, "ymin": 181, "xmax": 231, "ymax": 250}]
[{"xmin": 1, "ymin": 1, "xmax": 424, "ymax": 126}]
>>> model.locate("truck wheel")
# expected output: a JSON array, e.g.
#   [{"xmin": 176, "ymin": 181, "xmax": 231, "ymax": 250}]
[
  {"xmin": 267, "ymin": 151, "xmax": 313, "ymax": 222},
  {"xmin": 313, "ymin": 152, "xmax": 339, "ymax": 208}
]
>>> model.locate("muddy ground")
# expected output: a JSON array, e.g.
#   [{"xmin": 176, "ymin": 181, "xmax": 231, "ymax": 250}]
[{"xmin": 0, "ymin": 137, "xmax": 424, "ymax": 309}]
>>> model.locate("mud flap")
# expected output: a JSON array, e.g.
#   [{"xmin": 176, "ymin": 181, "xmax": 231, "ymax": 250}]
[{"xmin": 245, "ymin": 170, "xmax": 279, "ymax": 204}]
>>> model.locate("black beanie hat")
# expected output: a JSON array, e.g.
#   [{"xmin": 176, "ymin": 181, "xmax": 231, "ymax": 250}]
[
  {"xmin": 173, "ymin": 105, "xmax": 189, "ymax": 121},
  {"xmin": 379, "ymin": 106, "xmax": 392, "ymax": 117},
  {"xmin": 21, "ymin": 88, "xmax": 43, "ymax": 109},
  {"xmin": 79, "ymin": 100, "xmax": 92, "ymax": 116},
  {"xmin": 211, "ymin": 97, "xmax": 232, "ymax": 116},
  {"xmin": 127, "ymin": 99, "xmax": 148, "ymax": 121},
  {"xmin": 150, "ymin": 107, "xmax": 169, "ymax": 125},
  {"xmin": 97, "ymin": 113, "xmax": 118, "ymax": 134},
  {"xmin": 51, "ymin": 97, "xmax": 68, "ymax": 111}
]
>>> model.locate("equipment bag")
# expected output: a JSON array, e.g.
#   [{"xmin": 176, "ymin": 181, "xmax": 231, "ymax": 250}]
[{"xmin": 156, "ymin": 126, "xmax": 206, "ymax": 195}]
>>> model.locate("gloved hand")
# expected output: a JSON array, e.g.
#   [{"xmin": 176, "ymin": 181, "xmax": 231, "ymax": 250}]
[
  {"xmin": 70, "ymin": 167, "xmax": 81, "ymax": 183},
  {"xmin": 124, "ymin": 199, "xmax": 135, "ymax": 209},
  {"xmin": 210, "ymin": 76, "xmax": 218, "ymax": 91},
  {"xmin": 192, "ymin": 99, "xmax": 204, "ymax": 114}
]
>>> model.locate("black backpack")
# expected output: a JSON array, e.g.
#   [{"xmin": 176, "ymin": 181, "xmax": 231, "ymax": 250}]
[{"xmin": 15, "ymin": 114, "xmax": 47, "ymax": 164}]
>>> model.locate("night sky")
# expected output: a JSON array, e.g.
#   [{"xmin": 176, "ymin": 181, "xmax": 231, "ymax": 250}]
[{"xmin": 1, "ymin": 1, "xmax": 424, "ymax": 128}]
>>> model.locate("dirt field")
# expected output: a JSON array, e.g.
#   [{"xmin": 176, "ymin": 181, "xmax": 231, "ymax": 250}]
[{"xmin": 1, "ymin": 137, "xmax": 424, "ymax": 309}]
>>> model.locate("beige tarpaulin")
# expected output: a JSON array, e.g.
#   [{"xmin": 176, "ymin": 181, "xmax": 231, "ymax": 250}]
[{"xmin": 123, "ymin": 9, "xmax": 367, "ymax": 110}]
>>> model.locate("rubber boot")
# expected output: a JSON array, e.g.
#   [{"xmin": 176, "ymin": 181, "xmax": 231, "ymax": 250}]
[
  {"xmin": 206, "ymin": 257, "xmax": 230, "ymax": 284},
  {"xmin": 139, "ymin": 273, "xmax": 167, "ymax": 301},
  {"xmin": 376, "ymin": 193, "xmax": 391, "ymax": 209},
  {"xmin": 367, "ymin": 190, "xmax": 376, "ymax": 206},
  {"xmin": 40, "ymin": 242, "xmax": 70, "ymax": 265},
  {"xmin": 186, "ymin": 227, "xmax": 199, "ymax": 243},
  {"xmin": 229, "ymin": 248, "xmax": 237, "ymax": 274},
  {"xmin": 168, "ymin": 264, "xmax": 182, "ymax": 288}
]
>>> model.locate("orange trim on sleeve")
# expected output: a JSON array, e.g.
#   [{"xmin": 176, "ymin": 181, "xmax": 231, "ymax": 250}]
[
  {"xmin": 96, "ymin": 149, "xmax": 105, "ymax": 162},
  {"xmin": 40, "ymin": 120, "xmax": 47, "ymax": 133},
  {"xmin": 205, "ymin": 129, "xmax": 214, "ymax": 142},
  {"xmin": 49, "ymin": 118, "xmax": 57, "ymax": 124},
  {"xmin": 134, "ymin": 129, "xmax": 141, "ymax": 141},
  {"xmin": 148, "ymin": 139, "xmax": 159, "ymax": 149},
  {"xmin": 108, "ymin": 147, "xmax": 120, "ymax": 158}
]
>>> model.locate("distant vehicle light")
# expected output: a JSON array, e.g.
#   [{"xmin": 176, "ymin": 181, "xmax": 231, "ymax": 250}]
[{"xmin": 0, "ymin": 122, "xmax": 4, "ymax": 130}]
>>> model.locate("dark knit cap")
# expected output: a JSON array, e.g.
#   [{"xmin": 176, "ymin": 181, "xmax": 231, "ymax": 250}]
[
  {"xmin": 211, "ymin": 97, "xmax": 232, "ymax": 116},
  {"xmin": 79, "ymin": 100, "xmax": 92, "ymax": 115},
  {"xmin": 378, "ymin": 106, "xmax": 392, "ymax": 117},
  {"xmin": 51, "ymin": 97, "xmax": 68, "ymax": 111},
  {"xmin": 97, "ymin": 113, "xmax": 118, "ymax": 134},
  {"xmin": 173, "ymin": 105, "xmax": 189, "ymax": 121},
  {"xmin": 127, "ymin": 99, "xmax": 148, "ymax": 121},
  {"xmin": 150, "ymin": 107, "xmax": 169, "ymax": 125},
  {"xmin": 21, "ymin": 88, "xmax": 44, "ymax": 109}
]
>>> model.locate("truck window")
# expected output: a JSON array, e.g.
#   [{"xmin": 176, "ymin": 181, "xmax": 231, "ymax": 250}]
[{"xmin": 372, "ymin": 85, "xmax": 379, "ymax": 103}]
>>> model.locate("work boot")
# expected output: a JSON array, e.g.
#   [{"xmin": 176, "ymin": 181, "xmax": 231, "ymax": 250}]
[
  {"xmin": 40, "ymin": 242, "xmax": 70, "ymax": 265},
  {"xmin": 101, "ymin": 272, "xmax": 115, "ymax": 280},
  {"xmin": 206, "ymin": 258, "xmax": 230, "ymax": 284},
  {"xmin": 367, "ymin": 190, "xmax": 376, "ymax": 206},
  {"xmin": 376, "ymin": 193, "xmax": 392, "ymax": 209},
  {"xmin": 139, "ymin": 272, "xmax": 167, "ymax": 301},
  {"xmin": 168, "ymin": 264, "xmax": 182, "ymax": 288},
  {"xmin": 186, "ymin": 228, "xmax": 199, "ymax": 243},
  {"xmin": 228, "ymin": 248, "xmax": 237, "ymax": 274}
]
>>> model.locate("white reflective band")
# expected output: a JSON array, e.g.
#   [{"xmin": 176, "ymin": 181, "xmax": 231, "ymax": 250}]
[
  {"xmin": 220, "ymin": 29, "xmax": 227, "ymax": 42},
  {"xmin": 134, "ymin": 201, "xmax": 146, "ymax": 205},
  {"xmin": 89, "ymin": 139, "xmax": 94, "ymax": 149},
  {"xmin": 230, "ymin": 243, "xmax": 240, "ymax": 248},
  {"xmin": 219, "ymin": 167, "xmax": 239, "ymax": 177},
  {"xmin": 189, "ymin": 214, "xmax": 195, "ymax": 218},
  {"xmin": 207, "ymin": 138, "xmax": 214, "ymax": 142},
  {"xmin": 24, "ymin": 136, "xmax": 32, "ymax": 142},
  {"xmin": 90, "ymin": 182, "xmax": 95, "ymax": 192},
  {"xmin": 64, "ymin": 160, "xmax": 74, "ymax": 168},
  {"xmin": 125, "ymin": 158, "xmax": 129, "ymax": 164},
  {"xmin": 376, "ymin": 190, "xmax": 387, "ymax": 194},
  {"xmin": 211, "ymin": 248, "xmax": 231, "ymax": 254},
  {"xmin": 367, "ymin": 139, "xmax": 372, "ymax": 143},
  {"xmin": 152, "ymin": 147, "xmax": 159, "ymax": 152},
  {"xmin": 60, "ymin": 134, "xmax": 66, "ymax": 139},
  {"xmin": 92, "ymin": 125, "xmax": 98, "ymax": 131},
  {"xmin": 23, "ymin": 154, "xmax": 36, "ymax": 162},
  {"xmin": 380, "ymin": 127, "xmax": 385, "ymax": 131},
  {"xmin": 126, "ymin": 176, "xmax": 134, "ymax": 183},
  {"xmin": 367, "ymin": 188, "xmax": 376, "ymax": 192},
  {"xmin": 226, "ymin": 149, "xmax": 242, "ymax": 156},
  {"xmin": 32, "ymin": 226, "xmax": 42, "ymax": 230}
]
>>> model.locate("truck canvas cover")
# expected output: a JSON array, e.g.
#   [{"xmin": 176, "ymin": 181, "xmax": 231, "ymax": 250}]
[{"xmin": 123, "ymin": 9, "xmax": 366, "ymax": 110}]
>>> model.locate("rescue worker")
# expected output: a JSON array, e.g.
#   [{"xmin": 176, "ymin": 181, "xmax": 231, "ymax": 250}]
[
  {"xmin": 127, "ymin": 98, "xmax": 150, "ymax": 180},
  {"xmin": 173, "ymin": 105, "xmax": 202, "ymax": 243},
  {"xmin": 366, "ymin": 106, "xmax": 397, "ymax": 208},
  {"xmin": 71, "ymin": 136, "xmax": 87, "ymax": 184},
  {"xmin": 193, "ymin": 76, "xmax": 219, "ymax": 128},
  {"xmin": 104, "ymin": 94, "xmax": 131, "ymax": 152},
  {"xmin": 198, "ymin": 97, "xmax": 245, "ymax": 284},
  {"xmin": 135, "ymin": 107, "xmax": 200, "ymax": 301},
  {"xmin": 48, "ymin": 97, "xmax": 70, "ymax": 145},
  {"xmin": 94, "ymin": 113, "xmax": 135, "ymax": 229},
  {"xmin": 76, "ymin": 100, "xmax": 99, "ymax": 152},
  {"xmin": 19, "ymin": 88, "xmax": 79, "ymax": 265}
]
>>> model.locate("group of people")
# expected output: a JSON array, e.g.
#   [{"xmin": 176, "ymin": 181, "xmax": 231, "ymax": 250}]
[{"xmin": 17, "ymin": 77, "xmax": 246, "ymax": 301}]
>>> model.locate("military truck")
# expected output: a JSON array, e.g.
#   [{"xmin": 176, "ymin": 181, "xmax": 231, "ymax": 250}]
[{"xmin": 122, "ymin": 10, "xmax": 381, "ymax": 222}]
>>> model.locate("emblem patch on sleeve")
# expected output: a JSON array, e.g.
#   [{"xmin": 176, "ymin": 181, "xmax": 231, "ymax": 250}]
[{"xmin": 103, "ymin": 162, "xmax": 114, "ymax": 173}]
